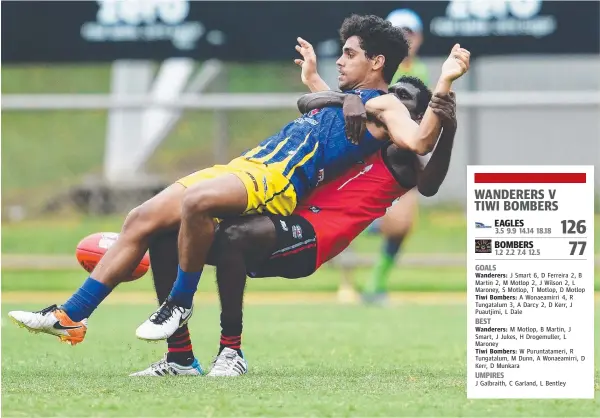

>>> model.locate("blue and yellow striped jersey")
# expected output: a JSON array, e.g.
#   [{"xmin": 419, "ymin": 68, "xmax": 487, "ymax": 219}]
[{"xmin": 241, "ymin": 89, "xmax": 385, "ymax": 202}]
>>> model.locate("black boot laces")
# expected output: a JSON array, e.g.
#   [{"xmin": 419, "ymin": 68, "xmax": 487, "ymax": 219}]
[
  {"xmin": 150, "ymin": 300, "xmax": 185, "ymax": 325},
  {"xmin": 35, "ymin": 304, "xmax": 58, "ymax": 315}
]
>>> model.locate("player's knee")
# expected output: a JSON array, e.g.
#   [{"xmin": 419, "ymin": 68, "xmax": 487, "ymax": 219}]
[
  {"xmin": 211, "ymin": 222, "xmax": 249, "ymax": 264},
  {"xmin": 381, "ymin": 212, "xmax": 415, "ymax": 237},
  {"xmin": 122, "ymin": 206, "xmax": 143, "ymax": 234},
  {"xmin": 223, "ymin": 222, "xmax": 252, "ymax": 249},
  {"xmin": 122, "ymin": 203, "xmax": 161, "ymax": 238}
]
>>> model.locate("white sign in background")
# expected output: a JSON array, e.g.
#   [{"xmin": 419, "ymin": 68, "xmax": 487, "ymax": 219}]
[{"xmin": 466, "ymin": 166, "xmax": 594, "ymax": 399}]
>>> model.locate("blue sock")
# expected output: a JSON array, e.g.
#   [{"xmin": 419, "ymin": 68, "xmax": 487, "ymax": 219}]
[
  {"xmin": 62, "ymin": 278, "xmax": 112, "ymax": 322},
  {"xmin": 168, "ymin": 266, "xmax": 202, "ymax": 309},
  {"xmin": 384, "ymin": 236, "xmax": 404, "ymax": 259}
]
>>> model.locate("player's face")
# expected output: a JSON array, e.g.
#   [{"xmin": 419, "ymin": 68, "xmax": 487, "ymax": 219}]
[
  {"xmin": 336, "ymin": 36, "xmax": 374, "ymax": 91},
  {"xmin": 392, "ymin": 82, "xmax": 421, "ymax": 121}
]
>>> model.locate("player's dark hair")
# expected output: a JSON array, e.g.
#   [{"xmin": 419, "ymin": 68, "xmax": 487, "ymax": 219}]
[
  {"xmin": 398, "ymin": 76, "xmax": 432, "ymax": 116},
  {"xmin": 339, "ymin": 14, "xmax": 410, "ymax": 84}
]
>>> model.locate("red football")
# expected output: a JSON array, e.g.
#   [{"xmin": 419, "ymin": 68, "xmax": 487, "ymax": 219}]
[{"xmin": 75, "ymin": 232, "xmax": 150, "ymax": 279}]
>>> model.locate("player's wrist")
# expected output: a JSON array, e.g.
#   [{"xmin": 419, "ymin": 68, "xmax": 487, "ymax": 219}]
[
  {"xmin": 434, "ymin": 78, "xmax": 453, "ymax": 94},
  {"xmin": 443, "ymin": 120, "xmax": 457, "ymax": 133},
  {"xmin": 305, "ymin": 73, "xmax": 322, "ymax": 85}
]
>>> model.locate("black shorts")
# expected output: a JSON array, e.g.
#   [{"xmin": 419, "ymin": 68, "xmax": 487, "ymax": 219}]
[{"xmin": 248, "ymin": 214, "xmax": 317, "ymax": 279}]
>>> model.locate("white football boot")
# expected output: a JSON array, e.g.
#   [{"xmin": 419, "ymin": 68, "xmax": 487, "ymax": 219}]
[
  {"xmin": 8, "ymin": 304, "xmax": 88, "ymax": 346},
  {"xmin": 129, "ymin": 354, "xmax": 204, "ymax": 377},
  {"xmin": 136, "ymin": 298, "xmax": 193, "ymax": 341},
  {"xmin": 207, "ymin": 347, "xmax": 248, "ymax": 377}
]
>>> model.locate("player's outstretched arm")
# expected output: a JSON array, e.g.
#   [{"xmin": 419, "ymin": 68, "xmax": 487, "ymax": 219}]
[
  {"xmin": 365, "ymin": 45, "xmax": 469, "ymax": 155},
  {"xmin": 416, "ymin": 92, "xmax": 458, "ymax": 197},
  {"xmin": 294, "ymin": 37, "xmax": 331, "ymax": 92}
]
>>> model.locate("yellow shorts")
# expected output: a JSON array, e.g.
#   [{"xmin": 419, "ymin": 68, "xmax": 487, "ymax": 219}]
[{"xmin": 176, "ymin": 157, "xmax": 297, "ymax": 216}]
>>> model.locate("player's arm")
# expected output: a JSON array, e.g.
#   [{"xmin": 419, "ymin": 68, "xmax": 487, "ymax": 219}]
[
  {"xmin": 304, "ymin": 74, "xmax": 331, "ymax": 93},
  {"xmin": 366, "ymin": 44, "xmax": 469, "ymax": 156},
  {"xmin": 415, "ymin": 92, "xmax": 458, "ymax": 197},
  {"xmin": 294, "ymin": 37, "xmax": 331, "ymax": 92},
  {"xmin": 297, "ymin": 91, "xmax": 345, "ymax": 113},
  {"xmin": 297, "ymin": 92, "xmax": 367, "ymax": 145}
]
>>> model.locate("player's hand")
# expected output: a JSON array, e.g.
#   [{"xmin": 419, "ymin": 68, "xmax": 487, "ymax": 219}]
[
  {"xmin": 429, "ymin": 91, "xmax": 457, "ymax": 130},
  {"xmin": 343, "ymin": 94, "xmax": 367, "ymax": 145},
  {"xmin": 441, "ymin": 44, "xmax": 470, "ymax": 82},
  {"xmin": 294, "ymin": 37, "xmax": 318, "ymax": 86}
]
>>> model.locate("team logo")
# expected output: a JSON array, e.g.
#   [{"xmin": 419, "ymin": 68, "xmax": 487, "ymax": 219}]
[
  {"xmin": 309, "ymin": 108, "xmax": 321, "ymax": 116},
  {"xmin": 294, "ymin": 116, "xmax": 319, "ymax": 126},
  {"xmin": 292, "ymin": 225, "xmax": 303, "ymax": 239},
  {"xmin": 475, "ymin": 222, "xmax": 492, "ymax": 229},
  {"xmin": 279, "ymin": 220, "xmax": 289, "ymax": 231},
  {"xmin": 475, "ymin": 239, "xmax": 492, "ymax": 254},
  {"xmin": 309, "ymin": 206, "xmax": 321, "ymax": 214}
]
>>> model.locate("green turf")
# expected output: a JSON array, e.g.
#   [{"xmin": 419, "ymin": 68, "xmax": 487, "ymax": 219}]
[{"xmin": 2, "ymin": 303, "xmax": 599, "ymax": 417}]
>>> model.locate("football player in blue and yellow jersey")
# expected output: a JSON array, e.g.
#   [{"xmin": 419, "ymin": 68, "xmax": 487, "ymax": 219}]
[{"xmin": 8, "ymin": 14, "xmax": 469, "ymax": 346}]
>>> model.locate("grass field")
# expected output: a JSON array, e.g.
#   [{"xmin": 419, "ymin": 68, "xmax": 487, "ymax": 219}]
[
  {"xmin": 3, "ymin": 238, "xmax": 599, "ymax": 415},
  {"xmin": 2, "ymin": 301, "xmax": 600, "ymax": 417}
]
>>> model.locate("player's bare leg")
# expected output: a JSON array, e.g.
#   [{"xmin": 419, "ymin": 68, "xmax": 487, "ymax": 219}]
[
  {"xmin": 209, "ymin": 217, "xmax": 276, "ymax": 376},
  {"xmin": 8, "ymin": 184, "xmax": 185, "ymax": 345},
  {"xmin": 136, "ymin": 174, "xmax": 249, "ymax": 341},
  {"xmin": 93, "ymin": 184, "xmax": 185, "ymax": 287}
]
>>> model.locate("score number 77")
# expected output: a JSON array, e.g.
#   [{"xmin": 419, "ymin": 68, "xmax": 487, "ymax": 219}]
[{"xmin": 562, "ymin": 220, "xmax": 587, "ymax": 256}]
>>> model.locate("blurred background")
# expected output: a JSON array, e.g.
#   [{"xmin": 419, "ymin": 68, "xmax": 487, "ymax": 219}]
[{"xmin": 2, "ymin": 0, "xmax": 599, "ymax": 295}]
